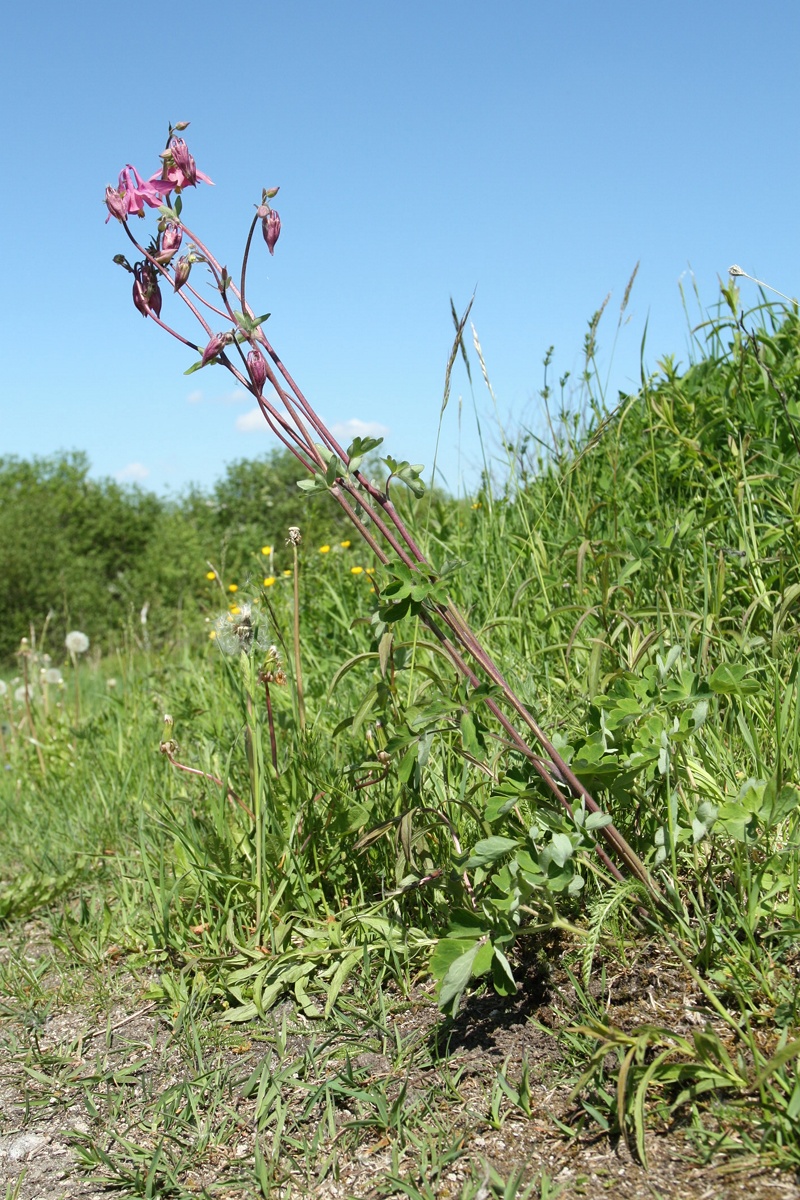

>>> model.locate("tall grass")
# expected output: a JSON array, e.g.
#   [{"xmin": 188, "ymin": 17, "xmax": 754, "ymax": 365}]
[{"xmin": 3, "ymin": 286, "xmax": 800, "ymax": 1172}]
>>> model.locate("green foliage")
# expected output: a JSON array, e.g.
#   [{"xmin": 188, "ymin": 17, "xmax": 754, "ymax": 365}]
[
  {"xmin": 0, "ymin": 448, "xmax": 359, "ymax": 664},
  {"xmin": 4, "ymin": 290, "xmax": 800, "ymax": 1175}
]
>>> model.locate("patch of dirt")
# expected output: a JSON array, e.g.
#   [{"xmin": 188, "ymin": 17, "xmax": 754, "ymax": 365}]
[{"xmin": 1, "ymin": 933, "xmax": 799, "ymax": 1199}]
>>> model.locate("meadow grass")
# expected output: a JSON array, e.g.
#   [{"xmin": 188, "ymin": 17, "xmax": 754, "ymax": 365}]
[{"xmin": 2, "ymin": 288, "xmax": 800, "ymax": 1196}]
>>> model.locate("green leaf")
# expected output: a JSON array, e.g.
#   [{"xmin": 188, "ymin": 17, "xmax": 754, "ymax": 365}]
[
  {"xmin": 464, "ymin": 836, "xmax": 519, "ymax": 869},
  {"xmin": 708, "ymin": 663, "xmax": 761, "ymax": 695},
  {"xmin": 445, "ymin": 909, "xmax": 489, "ymax": 939},
  {"xmin": 547, "ymin": 832, "xmax": 574, "ymax": 867},
  {"xmin": 435, "ymin": 941, "xmax": 481, "ymax": 1016},
  {"xmin": 585, "ymin": 811, "xmax": 613, "ymax": 832},
  {"xmin": 491, "ymin": 947, "xmax": 518, "ymax": 996}
]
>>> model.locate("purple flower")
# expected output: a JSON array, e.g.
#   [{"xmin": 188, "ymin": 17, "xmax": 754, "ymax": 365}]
[
  {"xmin": 247, "ymin": 348, "xmax": 268, "ymax": 391},
  {"xmin": 162, "ymin": 137, "xmax": 214, "ymax": 190},
  {"xmin": 132, "ymin": 262, "xmax": 162, "ymax": 318},
  {"xmin": 262, "ymin": 209, "xmax": 281, "ymax": 255},
  {"xmin": 116, "ymin": 165, "xmax": 172, "ymax": 218}
]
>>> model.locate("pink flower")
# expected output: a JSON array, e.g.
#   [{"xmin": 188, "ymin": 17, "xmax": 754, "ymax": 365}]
[
  {"xmin": 161, "ymin": 137, "xmax": 213, "ymax": 190},
  {"xmin": 115, "ymin": 165, "xmax": 172, "ymax": 218},
  {"xmin": 262, "ymin": 208, "xmax": 281, "ymax": 255}
]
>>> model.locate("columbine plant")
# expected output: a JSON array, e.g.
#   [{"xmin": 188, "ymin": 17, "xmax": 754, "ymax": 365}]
[{"xmin": 105, "ymin": 124, "xmax": 658, "ymax": 937}]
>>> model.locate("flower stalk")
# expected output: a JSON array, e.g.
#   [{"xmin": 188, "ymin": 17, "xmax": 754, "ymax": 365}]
[{"xmin": 105, "ymin": 127, "xmax": 658, "ymax": 901}]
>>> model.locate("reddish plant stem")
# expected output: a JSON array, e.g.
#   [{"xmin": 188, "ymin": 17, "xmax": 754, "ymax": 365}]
[
  {"xmin": 162, "ymin": 750, "xmax": 254, "ymax": 821},
  {"xmin": 115, "ymin": 205, "xmax": 659, "ymax": 900}
]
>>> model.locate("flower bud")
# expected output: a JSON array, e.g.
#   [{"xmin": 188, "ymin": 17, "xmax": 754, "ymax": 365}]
[
  {"xmin": 156, "ymin": 221, "xmax": 182, "ymax": 263},
  {"xmin": 247, "ymin": 348, "xmax": 268, "ymax": 391},
  {"xmin": 104, "ymin": 185, "xmax": 128, "ymax": 223},
  {"xmin": 132, "ymin": 262, "xmax": 162, "ymax": 318},
  {"xmin": 201, "ymin": 332, "xmax": 228, "ymax": 365},
  {"xmin": 173, "ymin": 256, "xmax": 192, "ymax": 292},
  {"xmin": 262, "ymin": 209, "xmax": 281, "ymax": 255}
]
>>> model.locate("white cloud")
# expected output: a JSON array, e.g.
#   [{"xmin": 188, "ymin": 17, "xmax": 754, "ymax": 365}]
[
  {"xmin": 235, "ymin": 407, "xmax": 271, "ymax": 433},
  {"xmin": 330, "ymin": 417, "xmax": 390, "ymax": 443},
  {"xmin": 187, "ymin": 389, "xmax": 203, "ymax": 404},
  {"xmin": 115, "ymin": 462, "xmax": 150, "ymax": 482}
]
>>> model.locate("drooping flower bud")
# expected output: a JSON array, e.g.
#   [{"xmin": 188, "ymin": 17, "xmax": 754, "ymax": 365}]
[
  {"xmin": 104, "ymin": 185, "xmax": 128, "ymax": 223},
  {"xmin": 201, "ymin": 332, "xmax": 229, "ymax": 365},
  {"xmin": 262, "ymin": 208, "xmax": 281, "ymax": 255},
  {"xmin": 247, "ymin": 348, "xmax": 268, "ymax": 391},
  {"xmin": 173, "ymin": 256, "xmax": 192, "ymax": 292},
  {"xmin": 132, "ymin": 262, "xmax": 162, "ymax": 318},
  {"xmin": 156, "ymin": 221, "xmax": 182, "ymax": 263}
]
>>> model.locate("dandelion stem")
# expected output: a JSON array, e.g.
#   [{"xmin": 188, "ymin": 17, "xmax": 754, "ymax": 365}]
[
  {"xmin": 292, "ymin": 543, "xmax": 306, "ymax": 731},
  {"xmin": 263, "ymin": 680, "xmax": 279, "ymax": 774},
  {"xmin": 20, "ymin": 654, "xmax": 46, "ymax": 775}
]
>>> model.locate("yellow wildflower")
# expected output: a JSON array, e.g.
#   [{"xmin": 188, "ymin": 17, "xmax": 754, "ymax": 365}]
[
  {"xmin": 228, "ymin": 583, "xmax": 238, "ymax": 593},
  {"xmin": 206, "ymin": 570, "xmax": 216, "ymax": 580},
  {"xmin": 319, "ymin": 545, "xmax": 330, "ymax": 554},
  {"xmin": 350, "ymin": 566, "xmax": 364, "ymax": 575},
  {"xmin": 340, "ymin": 540, "xmax": 351, "ymax": 548},
  {"xmin": 263, "ymin": 576, "xmax": 276, "ymax": 587},
  {"xmin": 261, "ymin": 545, "xmax": 273, "ymax": 556},
  {"xmin": 229, "ymin": 605, "xmax": 241, "ymax": 615},
  {"xmin": 282, "ymin": 569, "xmax": 292, "ymax": 577},
  {"xmin": 365, "ymin": 567, "xmax": 375, "ymax": 575}
]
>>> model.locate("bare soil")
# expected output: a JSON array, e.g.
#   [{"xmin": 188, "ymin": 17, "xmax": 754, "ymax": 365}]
[{"xmin": 1, "ymin": 929, "xmax": 799, "ymax": 1199}]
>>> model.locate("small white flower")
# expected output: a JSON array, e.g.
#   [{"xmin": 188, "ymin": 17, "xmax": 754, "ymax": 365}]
[
  {"xmin": 14, "ymin": 684, "xmax": 33, "ymax": 704},
  {"xmin": 65, "ymin": 631, "xmax": 90, "ymax": 655},
  {"xmin": 44, "ymin": 668, "xmax": 64, "ymax": 685},
  {"xmin": 0, "ymin": 680, "xmax": 7, "ymax": 697}
]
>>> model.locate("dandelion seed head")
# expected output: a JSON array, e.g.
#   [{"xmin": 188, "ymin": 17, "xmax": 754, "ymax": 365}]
[
  {"xmin": 213, "ymin": 602, "xmax": 270, "ymax": 656},
  {"xmin": 65, "ymin": 630, "xmax": 90, "ymax": 655}
]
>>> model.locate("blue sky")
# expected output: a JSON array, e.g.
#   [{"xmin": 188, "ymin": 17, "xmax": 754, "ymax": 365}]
[{"xmin": 3, "ymin": 1, "xmax": 798, "ymax": 497}]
